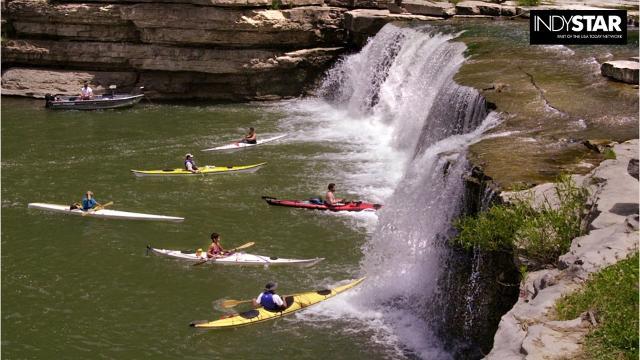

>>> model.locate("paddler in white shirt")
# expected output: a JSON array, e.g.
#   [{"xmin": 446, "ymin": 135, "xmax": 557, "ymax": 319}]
[
  {"xmin": 253, "ymin": 282, "xmax": 287, "ymax": 312},
  {"xmin": 184, "ymin": 153, "xmax": 199, "ymax": 173},
  {"xmin": 79, "ymin": 81, "xmax": 94, "ymax": 100}
]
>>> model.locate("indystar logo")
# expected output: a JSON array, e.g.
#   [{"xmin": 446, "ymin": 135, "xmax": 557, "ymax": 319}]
[
  {"xmin": 533, "ymin": 14, "xmax": 623, "ymax": 32},
  {"xmin": 530, "ymin": 10, "xmax": 627, "ymax": 45}
]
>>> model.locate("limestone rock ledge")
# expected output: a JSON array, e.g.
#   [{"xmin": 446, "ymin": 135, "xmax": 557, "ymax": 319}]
[
  {"xmin": 601, "ymin": 60, "xmax": 640, "ymax": 85},
  {"xmin": 486, "ymin": 140, "xmax": 639, "ymax": 360},
  {"xmin": 1, "ymin": 46, "xmax": 344, "ymax": 100}
]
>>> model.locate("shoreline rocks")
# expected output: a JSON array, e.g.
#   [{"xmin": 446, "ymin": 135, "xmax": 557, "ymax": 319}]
[
  {"xmin": 601, "ymin": 60, "xmax": 640, "ymax": 84},
  {"xmin": 486, "ymin": 140, "xmax": 639, "ymax": 359}
]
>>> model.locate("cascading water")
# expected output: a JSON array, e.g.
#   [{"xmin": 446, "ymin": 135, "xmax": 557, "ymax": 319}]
[{"xmin": 278, "ymin": 23, "xmax": 516, "ymax": 359}]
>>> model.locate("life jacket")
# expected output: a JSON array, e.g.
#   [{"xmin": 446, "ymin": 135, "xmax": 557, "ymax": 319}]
[
  {"xmin": 184, "ymin": 159, "xmax": 195, "ymax": 170},
  {"xmin": 259, "ymin": 291, "xmax": 280, "ymax": 311},
  {"xmin": 82, "ymin": 197, "xmax": 96, "ymax": 210}
]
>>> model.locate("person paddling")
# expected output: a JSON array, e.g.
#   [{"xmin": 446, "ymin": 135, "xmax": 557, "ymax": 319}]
[
  {"xmin": 240, "ymin": 127, "xmax": 257, "ymax": 144},
  {"xmin": 184, "ymin": 153, "xmax": 199, "ymax": 173},
  {"xmin": 325, "ymin": 183, "xmax": 346, "ymax": 206},
  {"xmin": 71, "ymin": 191, "xmax": 101, "ymax": 210},
  {"xmin": 253, "ymin": 282, "xmax": 287, "ymax": 311},
  {"xmin": 207, "ymin": 232, "xmax": 227, "ymax": 258}
]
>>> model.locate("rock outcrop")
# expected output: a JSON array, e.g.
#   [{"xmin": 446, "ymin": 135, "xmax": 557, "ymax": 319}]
[
  {"xmin": 455, "ymin": 0, "xmax": 516, "ymax": 16},
  {"xmin": 486, "ymin": 140, "xmax": 640, "ymax": 359},
  {"xmin": 601, "ymin": 60, "xmax": 640, "ymax": 84},
  {"xmin": 1, "ymin": 0, "xmax": 450, "ymax": 100},
  {"xmin": 343, "ymin": 8, "xmax": 440, "ymax": 45}
]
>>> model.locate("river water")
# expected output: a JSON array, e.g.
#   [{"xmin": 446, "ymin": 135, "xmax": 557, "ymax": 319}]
[{"xmin": 2, "ymin": 21, "xmax": 637, "ymax": 359}]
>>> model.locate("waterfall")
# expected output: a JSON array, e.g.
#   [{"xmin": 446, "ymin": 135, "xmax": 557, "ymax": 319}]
[{"xmin": 280, "ymin": 23, "xmax": 508, "ymax": 359}]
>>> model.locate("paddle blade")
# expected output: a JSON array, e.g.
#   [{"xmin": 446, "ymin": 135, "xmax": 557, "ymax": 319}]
[
  {"xmin": 221, "ymin": 299, "xmax": 251, "ymax": 309},
  {"xmin": 231, "ymin": 242, "xmax": 255, "ymax": 252}
]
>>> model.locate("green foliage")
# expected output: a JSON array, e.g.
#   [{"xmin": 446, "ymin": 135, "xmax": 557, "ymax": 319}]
[
  {"xmin": 270, "ymin": 0, "xmax": 281, "ymax": 9},
  {"xmin": 603, "ymin": 148, "xmax": 617, "ymax": 160},
  {"xmin": 517, "ymin": 0, "xmax": 540, "ymax": 6},
  {"xmin": 556, "ymin": 253, "xmax": 639, "ymax": 360},
  {"xmin": 452, "ymin": 175, "xmax": 589, "ymax": 266}
]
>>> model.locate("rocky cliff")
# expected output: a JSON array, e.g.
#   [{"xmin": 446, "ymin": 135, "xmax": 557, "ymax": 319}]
[
  {"xmin": 486, "ymin": 140, "xmax": 639, "ymax": 359},
  {"xmin": 1, "ymin": 0, "xmax": 355, "ymax": 100}
]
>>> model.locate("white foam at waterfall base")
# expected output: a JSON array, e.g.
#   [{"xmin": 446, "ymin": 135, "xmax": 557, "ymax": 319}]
[{"xmin": 275, "ymin": 23, "xmax": 501, "ymax": 359}]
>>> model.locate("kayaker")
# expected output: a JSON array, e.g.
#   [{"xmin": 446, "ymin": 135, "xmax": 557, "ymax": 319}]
[
  {"xmin": 325, "ymin": 183, "xmax": 346, "ymax": 206},
  {"xmin": 206, "ymin": 233, "xmax": 227, "ymax": 258},
  {"xmin": 79, "ymin": 81, "xmax": 94, "ymax": 100},
  {"xmin": 81, "ymin": 191, "xmax": 100, "ymax": 211},
  {"xmin": 253, "ymin": 282, "xmax": 287, "ymax": 311},
  {"xmin": 184, "ymin": 153, "xmax": 199, "ymax": 173},
  {"xmin": 241, "ymin": 127, "xmax": 257, "ymax": 144}
]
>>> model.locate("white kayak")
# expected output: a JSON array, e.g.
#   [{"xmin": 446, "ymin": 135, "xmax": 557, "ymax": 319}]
[
  {"xmin": 148, "ymin": 246, "xmax": 323, "ymax": 267},
  {"xmin": 27, "ymin": 203, "xmax": 184, "ymax": 222},
  {"xmin": 201, "ymin": 134, "xmax": 288, "ymax": 152}
]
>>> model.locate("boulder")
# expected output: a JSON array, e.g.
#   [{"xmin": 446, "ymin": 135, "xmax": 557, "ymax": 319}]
[
  {"xmin": 601, "ymin": 60, "xmax": 640, "ymax": 84},
  {"xmin": 455, "ymin": 0, "xmax": 516, "ymax": 16},
  {"xmin": 401, "ymin": 0, "xmax": 455, "ymax": 17}
]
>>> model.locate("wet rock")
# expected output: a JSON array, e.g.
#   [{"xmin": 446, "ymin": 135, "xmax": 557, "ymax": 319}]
[
  {"xmin": 401, "ymin": 0, "xmax": 455, "ymax": 17},
  {"xmin": 628, "ymin": 158, "xmax": 639, "ymax": 180},
  {"xmin": 455, "ymin": 1, "xmax": 516, "ymax": 16},
  {"xmin": 601, "ymin": 60, "xmax": 640, "ymax": 84},
  {"xmin": 582, "ymin": 139, "xmax": 615, "ymax": 153}
]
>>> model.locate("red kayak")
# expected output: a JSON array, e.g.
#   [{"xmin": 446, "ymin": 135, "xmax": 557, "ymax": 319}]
[{"xmin": 262, "ymin": 196, "xmax": 382, "ymax": 212}]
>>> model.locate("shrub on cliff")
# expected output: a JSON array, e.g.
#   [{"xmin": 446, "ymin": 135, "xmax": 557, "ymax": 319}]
[
  {"xmin": 451, "ymin": 175, "xmax": 590, "ymax": 266},
  {"xmin": 555, "ymin": 252, "xmax": 639, "ymax": 360}
]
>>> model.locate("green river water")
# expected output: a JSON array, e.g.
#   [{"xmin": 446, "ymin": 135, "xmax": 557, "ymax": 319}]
[
  {"xmin": 3, "ymin": 19, "xmax": 638, "ymax": 360},
  {"xmin": 1, "ymin": 97, "xmax": 385, "ymax": 359}
]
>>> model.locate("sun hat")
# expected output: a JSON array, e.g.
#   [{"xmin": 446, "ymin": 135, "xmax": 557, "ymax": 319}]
[{"xmin": 265, "ymin": 282, "xmax": 278, "ymax": 291}]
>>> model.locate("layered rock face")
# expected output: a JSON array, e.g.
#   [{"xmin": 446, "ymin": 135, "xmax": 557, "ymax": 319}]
[{"xmin": 2, "ymin": 0, "xmax": 351, "ymax": 100}]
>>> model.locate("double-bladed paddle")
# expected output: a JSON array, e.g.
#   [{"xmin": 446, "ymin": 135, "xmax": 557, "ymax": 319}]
[
  {"xmin": 192, "ymin": 241, "xmax": 255, "ymax": 266},
  {"xmin": 81, "ymin": 201, "xmax": 113, "ymax": 216}
]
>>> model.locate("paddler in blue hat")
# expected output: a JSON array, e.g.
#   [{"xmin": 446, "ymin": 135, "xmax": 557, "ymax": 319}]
[{"xmin": 253, "ymin": 282, "xmax": 287, "ymax": 311}]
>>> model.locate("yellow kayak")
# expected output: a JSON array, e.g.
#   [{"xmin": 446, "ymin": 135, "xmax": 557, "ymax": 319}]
[
  {"xmin": 131, "ymin": 163, "xmax": 266, "ymax": 177},
  {"xmin": 190, "ymin": 277, "xmax": 365, "ymax": 329}
]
